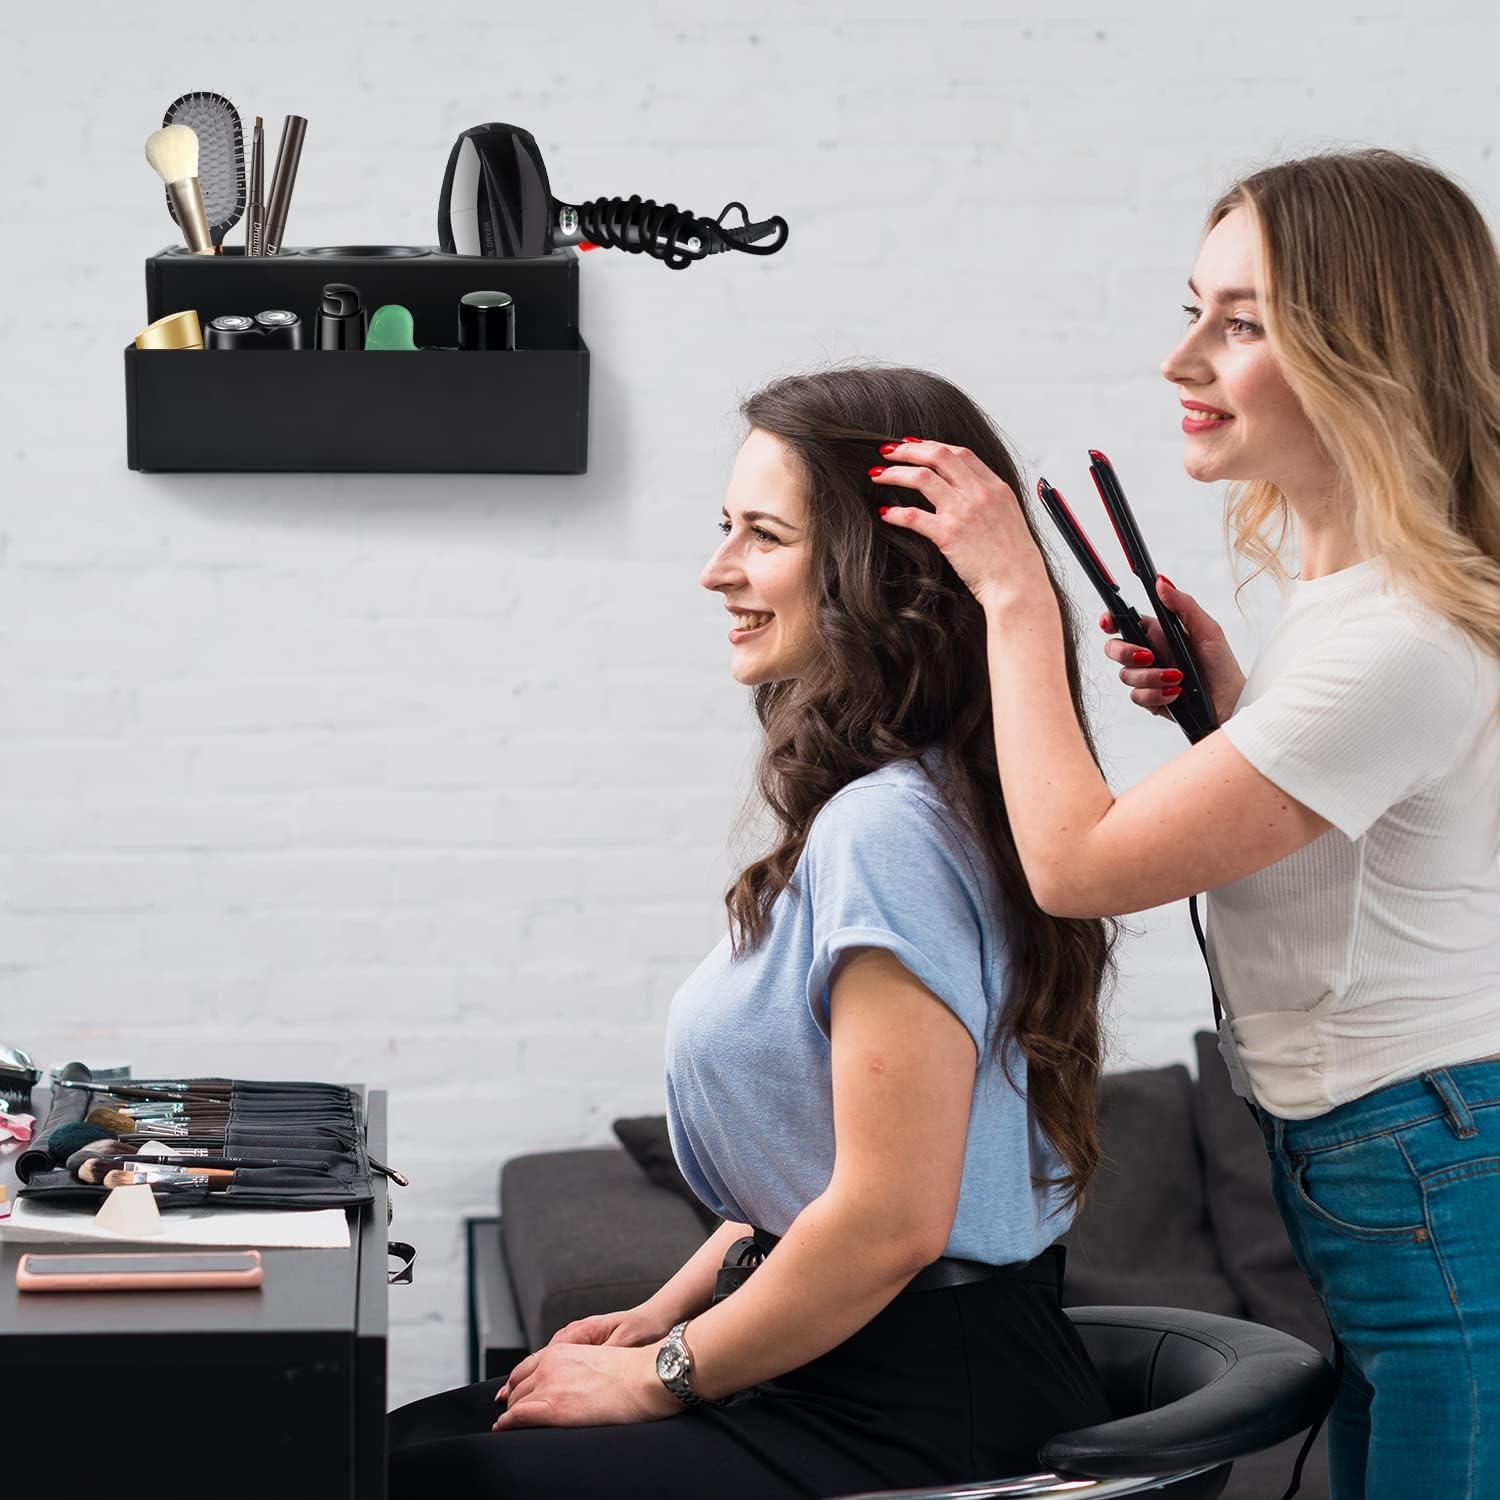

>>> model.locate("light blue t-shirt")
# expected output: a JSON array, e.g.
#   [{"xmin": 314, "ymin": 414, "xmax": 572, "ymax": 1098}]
[{"xmin": 664, "ymin": 747, "xmax": 1074, "ymax": 1265}]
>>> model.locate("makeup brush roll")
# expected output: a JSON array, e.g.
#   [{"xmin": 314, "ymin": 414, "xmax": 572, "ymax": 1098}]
[
  {"xmin": 15, "ymin": 1071, "xmax": 384, "ymax": 1213},
  {"xmin": 126, "ymin": 246, "xmax": 589, "ymax": 473}
]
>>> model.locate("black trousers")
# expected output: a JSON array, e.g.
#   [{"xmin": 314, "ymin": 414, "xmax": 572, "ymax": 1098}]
[{"xmin": 388, "ymin": 1269, "xmax": 1110, "ymax": 1498}]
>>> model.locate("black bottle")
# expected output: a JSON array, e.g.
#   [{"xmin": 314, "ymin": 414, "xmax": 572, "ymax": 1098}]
[
  {"xmin": 316, "ymin": 283, "xmax": 366, "ymax": 350},
  {"xmin": 457, "ymin": 290, "xmax": 516, "ymax": 351}
]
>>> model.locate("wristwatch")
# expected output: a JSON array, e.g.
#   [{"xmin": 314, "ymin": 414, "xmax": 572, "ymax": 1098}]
[{"xmin": 655, "ymin": 1320, "xmax": 726, "ymax": 1407}]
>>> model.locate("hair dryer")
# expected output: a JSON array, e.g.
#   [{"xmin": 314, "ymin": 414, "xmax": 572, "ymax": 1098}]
[{"xmin": 437, "ymin": 123, "xmax": 789, "ymax": 269}]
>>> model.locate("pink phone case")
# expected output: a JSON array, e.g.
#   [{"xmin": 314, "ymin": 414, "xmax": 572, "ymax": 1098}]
[{"xmin": 15, "ymin": 1249, "xmax": 264, "ymax": 1292}]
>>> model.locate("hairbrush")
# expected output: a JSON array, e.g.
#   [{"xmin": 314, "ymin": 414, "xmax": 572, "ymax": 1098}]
[{"xmin": 162, "ymin": 92, "xmax": 245, "ymax": 252}]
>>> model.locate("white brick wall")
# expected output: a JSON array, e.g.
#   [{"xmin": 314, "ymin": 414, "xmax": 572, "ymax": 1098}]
[{"xmin": 4, "ymin": 0, "xmax": 1494, "ymax": 1406}]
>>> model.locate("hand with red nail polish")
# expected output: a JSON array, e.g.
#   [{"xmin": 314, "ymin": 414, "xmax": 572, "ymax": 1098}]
[
  {"xmin": 862, "ymin": 436, "xmax": 1050, "ymax": 613},
  {"xmin": 1101, "ymin": 574, "xmax": 1247, "ymax": 724}
]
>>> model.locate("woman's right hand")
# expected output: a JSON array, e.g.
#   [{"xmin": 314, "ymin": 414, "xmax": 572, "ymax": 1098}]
[
  {"xmin": 1099, "ymin": 576, "xmax": 1246, "ymax": 726},
  {"xmin": 545, "ymin": 1302, "xmax": 676, "ymax": 1350}
]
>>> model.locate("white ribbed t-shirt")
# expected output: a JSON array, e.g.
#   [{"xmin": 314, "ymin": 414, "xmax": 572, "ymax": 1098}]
[{"xmin": 1207, "ymin": 556, "xmax": 1500, "ymax": 1119}]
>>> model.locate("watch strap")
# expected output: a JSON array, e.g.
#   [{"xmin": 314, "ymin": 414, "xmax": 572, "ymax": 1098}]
[{"xmin": 656, "ymin": 1319, "xmax": 727, "ymax": 1407}]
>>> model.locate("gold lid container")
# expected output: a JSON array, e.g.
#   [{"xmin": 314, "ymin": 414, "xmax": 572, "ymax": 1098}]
[{"xmin": 134, "ymin": 308, "xmax": 204, "ymax": 351}]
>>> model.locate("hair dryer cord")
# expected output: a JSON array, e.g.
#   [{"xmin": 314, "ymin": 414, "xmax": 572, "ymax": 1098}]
[{"xmin": 565, "ymin": 194, "xmax": 788, "ymax": 268}]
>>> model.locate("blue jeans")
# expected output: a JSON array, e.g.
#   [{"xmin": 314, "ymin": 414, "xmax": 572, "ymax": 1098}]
[{"xmin": 1258, "ymin": 1060, "xmax": 1500, "ymax": 1500}]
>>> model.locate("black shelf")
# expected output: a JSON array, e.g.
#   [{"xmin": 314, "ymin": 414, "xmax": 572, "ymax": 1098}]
[{"xmin": 127, "ymin": 246, "xmax": 590, "ymax": 474}]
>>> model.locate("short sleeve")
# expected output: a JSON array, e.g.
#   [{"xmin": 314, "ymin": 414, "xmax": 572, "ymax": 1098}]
[
  {"xmin": 1220, "ymin": 607, "xmax": 1478, "ymax": 841},
  {"xmin": 801, "ymin": 783, "xmax": 996, "ymax": 1056}
]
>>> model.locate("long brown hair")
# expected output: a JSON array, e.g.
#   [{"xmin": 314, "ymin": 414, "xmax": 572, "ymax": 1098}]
[
  {"xmin": 725, "ymin": 363, "xmax": 1121, "ymax": 1210},
  {"xmin": 1208, "ymin": 149, "xmax": 1500, "ymax": 707}
]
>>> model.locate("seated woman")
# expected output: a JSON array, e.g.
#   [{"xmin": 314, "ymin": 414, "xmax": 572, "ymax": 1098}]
[{"xmin": 388, "ymin": 364, "xmax": 1117, "ymax": 1499}]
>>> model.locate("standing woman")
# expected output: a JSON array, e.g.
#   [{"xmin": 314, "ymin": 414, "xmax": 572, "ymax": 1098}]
[{"xmin": 872, "ymin": 148, "xmax": 1500, "ymax": 1500}]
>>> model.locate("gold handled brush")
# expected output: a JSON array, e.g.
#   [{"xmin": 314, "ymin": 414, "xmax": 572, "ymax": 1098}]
[{"xmin": 145, "ymin": 123, "xmax": 213, "ymax": 255}]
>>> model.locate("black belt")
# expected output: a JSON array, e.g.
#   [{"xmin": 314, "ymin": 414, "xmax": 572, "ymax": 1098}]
[{"xmin": 712, "ymin": 1226, "xmax": 1066, "ymax": 1305}]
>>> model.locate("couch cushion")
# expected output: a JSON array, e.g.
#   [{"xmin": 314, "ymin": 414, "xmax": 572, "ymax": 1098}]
[
  {"xmin": 1192, "ymin": 1030, "xmax": 1331, "ymax": 1355},
  {"xmin": 1060, "ymin": 1063, "xmax": 1242, "ymax": 1317},
  {"xmin": 612, "ymin": 1114, "xmax": 721, "ymax": 1232},
  {"xmin": 500, "ymin": 1147, "xmax": 709, "ymax": 1347}
]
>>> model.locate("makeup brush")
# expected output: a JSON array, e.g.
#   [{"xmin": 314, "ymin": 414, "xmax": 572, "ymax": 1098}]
[
  {"xmin": 75, "ymin": 1152, "xmax": 320, "ymax": 1183},
  {"xmin": 45, "ymin": 1121, "xmax": 120, "ymax": 1164},
  {"xmin": 87, "ymin": 1105, "xmax": 224, "ymax": 1135},
  {"xmin": 66, "ymin": 1144, "xmax": 136, "ymax": 1179},
  {"xmin": 130, "ymin": 1079, "xmax": 233, "ymax": 1096},
  {"xmin": 53, "ymin": 1078, "xmax": 224, "ymax": 1105},
  {"xmin": 102, "ymin": 1165, "xmax": 337, "ymax": 1191},
  {"xmin": 146, "ymin": 124, "xmax": 213, "ymax": 255},
  {"xmin": 104, "ymin": 1166, "xmax": 234, "ymax": 1189}
]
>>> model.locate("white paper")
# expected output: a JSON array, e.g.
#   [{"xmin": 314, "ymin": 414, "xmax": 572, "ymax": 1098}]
[{"xmin": 0, "ymin": 1195, "xmax": 352, "ymax": 1249}]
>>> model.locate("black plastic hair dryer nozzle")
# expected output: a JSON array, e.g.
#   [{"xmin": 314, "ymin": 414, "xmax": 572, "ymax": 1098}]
[{"xmin": 437, "ymin": 123, "xmax": 789, "ymax": 269}]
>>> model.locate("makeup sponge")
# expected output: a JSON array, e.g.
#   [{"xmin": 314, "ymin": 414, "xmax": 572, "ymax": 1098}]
[{"xmin": 366, "ymin": 304, "xmax": 418, "ymax": 351}]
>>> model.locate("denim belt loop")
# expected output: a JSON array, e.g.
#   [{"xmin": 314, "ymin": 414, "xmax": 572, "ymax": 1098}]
[{"xmin": 1423, "ymin": 1067, "xmax": 1479, "ymax": 1140}]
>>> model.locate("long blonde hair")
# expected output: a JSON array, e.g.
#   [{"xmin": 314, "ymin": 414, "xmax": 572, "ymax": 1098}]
[{"xmin": 1208, "ymin": 149, "xmax": 1500, "ymax": 709}]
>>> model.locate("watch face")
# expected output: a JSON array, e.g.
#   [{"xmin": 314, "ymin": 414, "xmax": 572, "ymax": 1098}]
[{"xmin": 657, "ymin": 1346, "xmax": 687, "ymax": 1380}]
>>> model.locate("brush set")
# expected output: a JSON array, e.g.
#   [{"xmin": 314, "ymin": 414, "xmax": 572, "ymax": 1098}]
[{"xmin": 13, "ymin": 1069, "xmax": 404, "ymax": 1212}]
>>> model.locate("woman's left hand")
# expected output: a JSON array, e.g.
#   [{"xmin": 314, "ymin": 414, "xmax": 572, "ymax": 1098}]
[
  {"xmin": 492, "ymin": 1342, "xmax": 683, "ymax": 1431},
  {"xmin": 871, "ymin": 439, "xmax": 1053, "ymax": 616}
]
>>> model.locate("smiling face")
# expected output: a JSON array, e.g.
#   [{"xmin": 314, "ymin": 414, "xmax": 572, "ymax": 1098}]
[
  {"xmin": 1160, "ymin": 206, "xmax": 1332, "ymax": 497},
  {"xmin": 699, "ymin": 427, "xmax": 817, "ymax": 686}
]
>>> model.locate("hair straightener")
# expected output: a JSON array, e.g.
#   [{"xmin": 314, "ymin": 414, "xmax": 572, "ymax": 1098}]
[{"xmin": 1036, "ymin": 450, "xmax": 1218, "ymax": 744}]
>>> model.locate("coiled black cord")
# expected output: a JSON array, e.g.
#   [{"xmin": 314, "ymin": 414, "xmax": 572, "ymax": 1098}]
[{"xmin": 570, "ymin": 195, "xmax": 788, "ymax": 269}]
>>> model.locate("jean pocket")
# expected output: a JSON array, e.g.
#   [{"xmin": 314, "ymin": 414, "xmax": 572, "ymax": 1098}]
[{"xmin": 1289, "ymin": 1131, "xmax": 1429, "ymax": 1243}]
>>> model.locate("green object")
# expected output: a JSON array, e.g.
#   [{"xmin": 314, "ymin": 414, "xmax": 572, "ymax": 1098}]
[{"xmin": 366, "ymin": 304, "xmax": 418, "ymax": 351}]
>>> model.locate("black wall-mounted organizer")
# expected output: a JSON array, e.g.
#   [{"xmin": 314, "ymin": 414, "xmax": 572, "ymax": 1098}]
[{"xmin": 126, "ymin": 246, "xmax": 589, "ymax": 474}]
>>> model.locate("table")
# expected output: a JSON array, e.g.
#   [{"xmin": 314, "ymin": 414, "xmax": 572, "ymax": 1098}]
[{"xmin": 0, "ymin": 1087, "xmax": 390, "ymax": 1497}]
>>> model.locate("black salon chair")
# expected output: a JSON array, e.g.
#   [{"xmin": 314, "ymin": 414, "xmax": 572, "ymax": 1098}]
[{"xmin": 834, "ymin": 1306, "xmax": 1337, "ymax": 1499}]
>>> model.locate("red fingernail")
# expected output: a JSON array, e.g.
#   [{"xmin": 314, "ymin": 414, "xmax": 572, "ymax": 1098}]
[
  {"xmin": 878, "ymin": 443, "xmax": 898, "ymax": 456},
  {"xmin": 1131, "ymin": 649, "xmax": 1153, "ymax": 664},
  {"xmin": 903, "ymin": 435, "xmax": 922, "ymax": 444},
  {"xmin": 868, "ymin": 465, "xmax": 886, "ymax": 477},
  {"xmin": 1157, "ymin": 574, "xmax": 1174, "ymax": 590},
  {"xmin": 1164, "ymin": 687, "xmax": 1182, "ymax": 698},
  {"xmin": 878, "ymin": 507, "xmax": 891, "ymax": 517},
  {"xmin": 1161, "ymin": 669, "xmax": 1184, "ymax": 683}
]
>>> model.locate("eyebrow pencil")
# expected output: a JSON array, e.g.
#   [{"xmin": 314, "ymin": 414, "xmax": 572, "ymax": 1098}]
[
  {"xmin": 262, "ymin": 113, "xmax": 307, "ymax": 256},
  {"xmin": 247, "ymin": 115, "xmax": 265, "ymax": 253}
]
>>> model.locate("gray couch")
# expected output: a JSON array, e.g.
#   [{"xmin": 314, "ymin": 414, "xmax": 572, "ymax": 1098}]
[{"xmin": 477, "ymin": 1031, "xmax": 1331, "ymax": 1500}]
